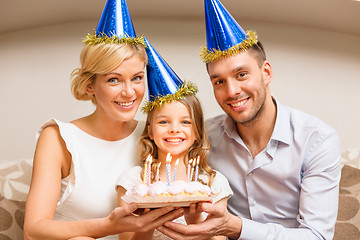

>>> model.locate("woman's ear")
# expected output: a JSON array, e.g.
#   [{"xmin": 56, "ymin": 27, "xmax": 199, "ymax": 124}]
[{"xmin": 86, "ymin": 84, "xmax": 94, "ymax": 95}]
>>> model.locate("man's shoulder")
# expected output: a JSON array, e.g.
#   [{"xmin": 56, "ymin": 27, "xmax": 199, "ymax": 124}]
[
  {"xmin": 285, "ymin": 105, "xmax": 335, "ymax": 133},
  {"xmin": 205, "ymin": 114, "xmax": 227, "ymax": 128},
  {"xmin": 205, "ymin": 114, "xmax": 228, "ymax": 138}
]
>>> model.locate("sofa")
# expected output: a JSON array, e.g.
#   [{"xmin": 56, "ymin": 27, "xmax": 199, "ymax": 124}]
[{"xmin": 1, "ymin": 150, "xmax": 360, "ymax": 240}]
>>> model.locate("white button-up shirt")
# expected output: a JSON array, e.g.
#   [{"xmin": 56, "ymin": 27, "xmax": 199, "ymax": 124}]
[{"xmin": 206, "ymin": 101, "xmax": 341, "ymax": 240}]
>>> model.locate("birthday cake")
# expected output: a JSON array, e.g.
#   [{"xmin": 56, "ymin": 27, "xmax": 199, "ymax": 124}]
[{"xmin": 122, "ymin": 180, "xmax": 212, "ymax": 208}]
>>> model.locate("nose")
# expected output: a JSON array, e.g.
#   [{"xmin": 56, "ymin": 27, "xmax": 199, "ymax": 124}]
[
  {"xmin": 169, "ymin": 123, "xmax": 180, "ymax": 133},
  {"xmin": 121, "ymin": 83, "xmax": 135, "ymax": 97},
  {"xmin": 226, "ymin": 79, "xmax": 241, "ymax": 97}
]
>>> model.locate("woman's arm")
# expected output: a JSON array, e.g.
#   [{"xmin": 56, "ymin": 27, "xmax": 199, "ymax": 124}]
[
  {"xmin": 24, "ymin": 125, "xmax": 116, "ymax": 239},
  {"xmin": 24, "ymin": 126, "xmax": 183, "ymax": 240}
]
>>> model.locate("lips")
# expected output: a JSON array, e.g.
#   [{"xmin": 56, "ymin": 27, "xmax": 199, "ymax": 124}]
[
  {"xmin": 165, "ymin": 138, "xmax": 184, "ymax": 143},
  {"xmin": 228, "ymin": 98, "xmax": 249, "ymax": 109},
  {"xmin": 114, "ymin": 100, "xmax": 135, "ymax": 108}
]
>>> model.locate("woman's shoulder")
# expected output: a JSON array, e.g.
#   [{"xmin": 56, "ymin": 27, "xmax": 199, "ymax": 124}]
[{"xmin": 36, "ymin": 118, "xmax": 63, "ymax": 141}]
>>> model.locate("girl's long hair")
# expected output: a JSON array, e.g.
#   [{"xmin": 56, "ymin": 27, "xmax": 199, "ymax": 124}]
[{"xmin": 138, "ymin": 94, "xmax": 216, "ymax": 186}]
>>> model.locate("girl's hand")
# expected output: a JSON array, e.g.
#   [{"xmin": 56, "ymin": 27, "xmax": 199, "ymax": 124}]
[{"xmin": 184, "ymin": 203, "xmax": 204, "ymax": 224}]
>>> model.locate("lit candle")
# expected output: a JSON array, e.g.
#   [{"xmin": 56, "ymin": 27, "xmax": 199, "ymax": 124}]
[
  {"xmin": 187, "ymin": 159, "xmax": 193, "ymax": 182},
  {"xmin": 143, "ymin": 154, "xmax": 151, "ymax": 185},
  {"xmin": 156, "ymin": 162, "xmax": 161, "ymax": 182},
  {"xmin": 195, "ymin": 156, "xmax": 200, "ymax": 182},
  {"xmin": 190, "ymin": 159, "xmax": 196, "ymax": 182},
  {"xmin": 173, "ymin": 159, "xmax": 179, "ymax": 183},
  {"xmin": 166, "ymin": 153, "xmax": 172, "ymax": 186},
  {"xmin": 147, "ymin": 155, "xmax": 153, "ymax": 186}
]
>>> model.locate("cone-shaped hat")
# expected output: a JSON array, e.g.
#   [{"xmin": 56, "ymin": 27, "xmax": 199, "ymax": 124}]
[
  {"xmin": 84, "ymin": 0, "xmax": 144, "ymax": 46},
  {"xmin": 201, "ymin": 0, "xmax": 258, "ymax": 63},
  {"xmin": 143, "ymin": 38, "xmax": 197, "ymax": 112}
]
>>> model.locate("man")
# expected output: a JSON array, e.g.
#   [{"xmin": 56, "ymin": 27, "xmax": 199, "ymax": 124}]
[{"xmin": 157, "ymin": 0, "xmax": 341, "ymax": 239}]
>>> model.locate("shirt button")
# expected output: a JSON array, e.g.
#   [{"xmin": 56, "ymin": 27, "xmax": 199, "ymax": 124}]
[{"xmin": 248, "ymin": 172, "xmax": 252, "ymax": 176}]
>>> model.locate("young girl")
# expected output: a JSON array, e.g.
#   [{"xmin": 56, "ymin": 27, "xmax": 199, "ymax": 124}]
[{"xmin": 116, "ymin": 39, "xmax": 232, "ymax": 240}]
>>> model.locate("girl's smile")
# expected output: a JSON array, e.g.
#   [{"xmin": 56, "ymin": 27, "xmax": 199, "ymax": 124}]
[{"xmin": 149, "ymin": 101, "xmax": 197, "ymax": 162}]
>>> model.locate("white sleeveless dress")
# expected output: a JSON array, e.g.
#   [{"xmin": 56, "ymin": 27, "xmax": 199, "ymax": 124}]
[{"xmin": 37, "ymin": 119, "xmax": 145, "ymax": 240}]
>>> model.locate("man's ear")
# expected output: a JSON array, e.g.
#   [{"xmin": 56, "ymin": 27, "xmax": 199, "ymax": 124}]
[{"xmin": 263, "ymin": 60, "xmax": 273, "ymax": 86}]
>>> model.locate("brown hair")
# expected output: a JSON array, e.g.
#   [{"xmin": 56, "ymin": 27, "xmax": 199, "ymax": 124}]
[
  {"xmin": 138, "ymin": 94, "xmax": 216, "ymax": 186},
  {"xmin": 70, "ymin": 43, "xmax": 147, "ymax": 104},
  {"xmin": 247, "ymin": 41, "xmax": 267, "ymax": 67}
]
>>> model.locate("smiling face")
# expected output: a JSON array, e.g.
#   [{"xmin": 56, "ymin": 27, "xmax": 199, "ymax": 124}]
[
  {"xmin": 207, "ymin": 51, "xmax": 272, "ymax": 125},
  {"xmin": 86, "ymin": 55, "xmax": 146, "ymax": 123},
  {"xmin": 148, "ymin": 101, "xmax": 197, "ymax": 162}
]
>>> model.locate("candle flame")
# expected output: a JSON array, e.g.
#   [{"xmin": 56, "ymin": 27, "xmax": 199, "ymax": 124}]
[
  {"xmin": 149, "ymin": 155, "xmax": 153, "ymax": 164},
  {"xmin": 157, "ymin": 162, "xmax": 161, "ymax": 168},
  {"xmin": 197, "ymin": 156, "xmax": 200, "ymax": 165},
  {"xmin": 166, "ymin": 153, "xmax": 172, "ymax": 164},
  {"xmin": 192, "ymin": 159, "xmax": 196, "ymax": 166},
  {"xmin": 146, "ymin": 154, "xmax": 152, "ymax": 163},
  {"xmin": 175, "ymin": 159, "xmax": 179, "ymax": 166}
]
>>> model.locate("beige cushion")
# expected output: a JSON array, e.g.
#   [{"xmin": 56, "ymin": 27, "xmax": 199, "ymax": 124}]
[
  {"xmin": 0, "ymin": 195, "xmax": 25, "ymax": 240},
  {"xmin": 0, "ymin": 159, "xmax": 32, "ymax": 201},
  {"xmin": 0, "ymin": 159, "xmax": 32, "ymax": 239},
  {"xmin": 341, "ymin": 148, "xmax": 360, "ymax": 169},
  {"xmin": 334, "ymin": 164, "xmax": 360, "ymax": 239}
]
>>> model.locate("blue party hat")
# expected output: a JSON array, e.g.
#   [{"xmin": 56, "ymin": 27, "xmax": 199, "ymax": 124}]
[
  {"xmin": 142, "ymin": 38, "xmax": 197, "ymax": 112},
  {"xmin": 84, "ymin": 0, "xmax": 144, "ymax": 46},
  {"xmin": 201, "ymin": 0, "xmax": 258, "ymax": 63}
]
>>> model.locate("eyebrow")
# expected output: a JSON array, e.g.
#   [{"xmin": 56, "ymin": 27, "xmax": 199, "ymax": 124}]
[
  {"xmin": 105, "ymin": 70, "xmax": 144, "ymax": 77},
  {"xmin": 210, "ymin": 65, "xmax": 248, "ymax": 80},
  {"xmin": 154, "ymin": 114, "xmax": 191, "ymax": 119}
]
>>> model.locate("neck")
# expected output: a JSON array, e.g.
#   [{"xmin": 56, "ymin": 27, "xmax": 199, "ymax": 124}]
[
  {"xmin": 82, "ymin": 109, "xmax": 137, "ymax": 141},
  {"xmin": 236, "ymin": 96, "xmax": 277, "ymax": 157}
]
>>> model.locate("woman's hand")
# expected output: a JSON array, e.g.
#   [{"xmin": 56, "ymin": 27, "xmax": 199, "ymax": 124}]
[{"xmin": 107, "ymin": 203, "xmax": 184, "ymax": 234}]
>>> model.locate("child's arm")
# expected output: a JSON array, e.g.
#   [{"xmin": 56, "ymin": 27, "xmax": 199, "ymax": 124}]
[{"xmin": 117, "ymin": 186, "xmax": 155, "ymax": 240}]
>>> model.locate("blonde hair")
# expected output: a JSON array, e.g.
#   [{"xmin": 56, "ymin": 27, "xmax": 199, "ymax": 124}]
[
  {"xmin": 71, "ymin": 43, "xmax": 147, "ymax": 104},
  {"xmin": 138, "ymin": 94, "xmax": 216, "ymax": 186}
]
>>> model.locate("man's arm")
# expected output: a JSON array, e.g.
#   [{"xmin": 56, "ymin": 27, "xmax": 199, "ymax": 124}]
[{"xmin": 157, "ymin": 202, "xmax": 242, "ymax": 240}]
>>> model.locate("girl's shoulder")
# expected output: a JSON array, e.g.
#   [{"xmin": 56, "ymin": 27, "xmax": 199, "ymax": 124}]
[{"xmin": 116, "ymin": 166, "xmax": 142, "ymax": 190}]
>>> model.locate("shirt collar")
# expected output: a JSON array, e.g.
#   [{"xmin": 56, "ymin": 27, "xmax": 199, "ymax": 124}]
[
  {"xmin": 271, "ymin": 98, "xmax": 291, "ymax": 145},
  {"xmin": 219, "ymin": 97, "xmax": 291, "ymax": 147}
]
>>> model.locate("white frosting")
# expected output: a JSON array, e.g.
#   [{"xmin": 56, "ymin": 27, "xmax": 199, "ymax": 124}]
[
  {"xmin": 124, "ymin": 180, "xmax": 211, "ymax": 199},
  {"xmin": 148, "ymin": 181, "xmax": 168, "ymax": 196}
]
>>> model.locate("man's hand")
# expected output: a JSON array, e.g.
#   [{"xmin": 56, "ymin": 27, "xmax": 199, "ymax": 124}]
[{"xmin": 157, "ymin": 202, "xmax": 242, "ymax": 240}]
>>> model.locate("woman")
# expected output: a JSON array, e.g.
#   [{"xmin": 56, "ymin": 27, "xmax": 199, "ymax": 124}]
[{"xmin": 23, "ymin": 1, "xmax": 183, "ymax": 239}]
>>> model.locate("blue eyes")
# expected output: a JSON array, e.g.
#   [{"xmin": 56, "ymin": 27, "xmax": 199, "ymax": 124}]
[
  {"xmin": 133, "ymin": 76, "xmax": 142, "ymax": 82},
  {"xmin": 107, "ymin": 75, "xmax": 143, "ymax": 84},
  {"xmin": 158, "ymin": 120, "xmax": 191, "ymax": 125}
]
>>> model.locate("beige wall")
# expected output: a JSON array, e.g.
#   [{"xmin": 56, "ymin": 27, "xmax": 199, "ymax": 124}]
[{"xmin": 1, "ymin": 18, "xmax": 359, "ymax": 160}]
